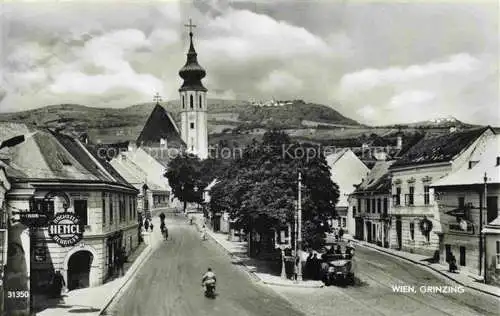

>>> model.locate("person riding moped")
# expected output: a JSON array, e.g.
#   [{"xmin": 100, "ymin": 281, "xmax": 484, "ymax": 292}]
[{"xmin": 202, "ymin": 267, "xmax": 217, "ymax": 296}]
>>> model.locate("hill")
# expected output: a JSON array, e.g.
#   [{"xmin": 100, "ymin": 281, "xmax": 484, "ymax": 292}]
[{"xmin": 0, "ymin": 99, "xmax": 360, "ymax": 143}]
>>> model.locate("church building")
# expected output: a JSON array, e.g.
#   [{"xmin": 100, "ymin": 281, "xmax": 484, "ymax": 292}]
[{"xmin": 178, "ymin": 21, "xmax": 209, "ymax": 159}]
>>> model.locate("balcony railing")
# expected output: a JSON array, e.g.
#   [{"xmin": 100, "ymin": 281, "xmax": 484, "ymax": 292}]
[
  {"xmin": 448, "ymin": 222, "xmax": 475, "ymax": 234},
  {"xmin": 404, "ymin": 194, "xmax": 414, "ymax": 206}
]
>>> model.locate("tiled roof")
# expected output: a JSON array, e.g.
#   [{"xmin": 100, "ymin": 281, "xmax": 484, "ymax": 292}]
[
  {"xmin": 391, "ymin": 127, "xmax": 491, "ymax": 168},
  {"xmin": 136, "ymin": 104, "xmax": 184, "ymax": 148},
  {"xmin": 354, "ymin": 160, "xmax": 395, "ymax": 194},
  {"xmin": 110, "ymin": 148, "xmax": 170, "ymax": 192},
  {"xmin": 432, "ymin": 134, "xmax": 500, "ymax": 186},
  {"xmin": 0, "ymin": 123, "xmax": 135, "ymax": 189}
]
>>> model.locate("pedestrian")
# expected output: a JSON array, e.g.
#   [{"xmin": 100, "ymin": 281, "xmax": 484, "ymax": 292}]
[
  {"xmin": 115, "ymin": 248, "xmax": 125, "ymax": 276},
  {"xmin": 51, "ymin": 270, "xmax": 66, "ymax": 298},
  {"xmin": 305, "ymin": 250, "xmax": 313, "ymax": 279},
  {"xmin": 144, "ymin": 219, "xmax": 150, "ymax": 232},
  {"xmin": 346, "ymin": 240, "xmax": 355, "ymax": 258},
  {"xmin": 312, "ymin": 253, "xmax": 321, "ymax": 280},
  {"xmin": 335, "ymin": 245, "xmax": 342, "ymax": 255},
  {"xmin": 339, "ymin": 228, "xmax": 344, "ymax": 241},
  {"xmin": 449, "ymin": 253, "xmax": 458, "ymax": 273},
  {"xmin": 201, "ymin": 224, "xmax": 207, "ymax": 240}
]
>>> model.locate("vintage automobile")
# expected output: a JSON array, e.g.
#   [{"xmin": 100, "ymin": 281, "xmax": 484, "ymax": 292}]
[{"xmin": 321, "ymin": 242, "xmax": 355, "ymax": 285}]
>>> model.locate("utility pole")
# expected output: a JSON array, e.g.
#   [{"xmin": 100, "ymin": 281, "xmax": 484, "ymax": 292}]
[
  {"xmin": 297, "ymin": 171, "xmax": 303, "ymax": 282},
  {"xmin": 483, "ymin": 172, "xmax": 488, "ymax": 282},
  {"xmin": 478, "ymin": 172, "xmax": 487, "ymax": 280}
]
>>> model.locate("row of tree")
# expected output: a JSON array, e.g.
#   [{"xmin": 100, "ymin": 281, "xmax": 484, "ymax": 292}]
[{"xmin": 165, "ymin": 130, "xmax": 340, "ymax": 249}]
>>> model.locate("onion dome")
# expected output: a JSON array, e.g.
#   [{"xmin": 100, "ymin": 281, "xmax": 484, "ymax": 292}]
[{"xmin": 179, "ymin": 32, "xmax": 207, "ymax": 92}]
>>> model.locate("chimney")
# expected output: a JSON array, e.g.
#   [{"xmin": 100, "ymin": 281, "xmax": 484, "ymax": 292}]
[
  {"xmin": 396, "ymin": 135, "xmax": 402, "ymax": 150},
  {"xmin": 80, "ymin": 133, "xmax": 89, "ymax": 144}
]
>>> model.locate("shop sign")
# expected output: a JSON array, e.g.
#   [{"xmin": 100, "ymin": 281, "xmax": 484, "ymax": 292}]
[
  {"xmin": 48, "ymin": 212, "xmax": 84, "ymax": 247},
  {"xmin": 33, "ymin": 246, "xmax": 47, "ymax": 262}
]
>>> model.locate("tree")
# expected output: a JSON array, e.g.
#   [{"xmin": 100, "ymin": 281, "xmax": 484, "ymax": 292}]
[
  {"xmin": 165, "ymin": 154, "xmax": 203, "ymax": 213},
  {"xmin": 210, "ymin": 130, "xmax": 340, "ymax": 250}
]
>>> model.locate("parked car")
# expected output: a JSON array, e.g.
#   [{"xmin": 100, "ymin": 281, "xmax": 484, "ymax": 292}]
[{"xmin": 321, "ymin": 242, "xmax": 355, "ymax": 285}]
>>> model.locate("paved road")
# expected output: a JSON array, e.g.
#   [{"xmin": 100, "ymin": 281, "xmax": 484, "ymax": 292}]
[
  {"xmin": 103, "ymin": 215, "xmax": 304, "ymax": 316},
  {"xmin": 272, "ymin": 245, "xmax": 500, "ymax": 316}
]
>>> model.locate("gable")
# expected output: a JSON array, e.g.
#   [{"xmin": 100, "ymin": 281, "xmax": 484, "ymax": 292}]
[
  {"xmin": 391, "ymin": 127, "xmax": 491, "ymax": 169},
  {"xmin": 136, "ymin": 104, "xmax": 184, "ymax": 148}
]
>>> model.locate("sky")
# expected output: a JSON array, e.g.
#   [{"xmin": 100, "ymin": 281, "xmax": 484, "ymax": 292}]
[{"xmin": 0, "ymin": 0, "xmax": 498, "ymax": 126}]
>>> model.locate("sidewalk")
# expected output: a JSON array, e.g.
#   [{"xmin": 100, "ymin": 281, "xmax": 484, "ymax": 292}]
[
  {"xmin": 346, "ymin": 234, "xmax": 500, "ymax": 298},
  {"xmin": 34, "ymin": 216, "xmax": 165, "ymax": 316},
  {"xmin": 190, "ymin": 213, "xmax": 323, "ymax": 288}
]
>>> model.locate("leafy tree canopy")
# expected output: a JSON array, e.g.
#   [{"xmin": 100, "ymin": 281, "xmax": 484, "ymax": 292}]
[{"xmin": 210, "ymin": 129, "xmax": 340, "ymax": 249}]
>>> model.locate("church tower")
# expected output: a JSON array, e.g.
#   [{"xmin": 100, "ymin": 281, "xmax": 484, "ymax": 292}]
[{"xmin": 178, "ymin": 19, "xmax": 208, "ymax": 159}]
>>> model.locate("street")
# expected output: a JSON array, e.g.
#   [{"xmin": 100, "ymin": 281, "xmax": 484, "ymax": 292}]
[
  {"xmin": 104, "ymin": 215, "xmax": 499, "ymax": 316},
  {"xmin": 272, "ymin": 246, "xmax": 500, "ymax": 316},
  {"xmin": 103, "ymin": 215, "xmax": 304, "ymax": 316}
]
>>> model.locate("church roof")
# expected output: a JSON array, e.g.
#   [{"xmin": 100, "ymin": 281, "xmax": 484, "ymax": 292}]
[
  {"xmin": 135, "ymin": 103, "xmax": 185, "ymax": 148},
  {"xmin": 178, "ymin": 31, "xmax": 207, "ymax": 92}
]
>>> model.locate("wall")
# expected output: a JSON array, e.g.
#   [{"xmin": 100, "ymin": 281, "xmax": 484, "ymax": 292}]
[
  {"xmin": 6, "ymin": 186, "xmax": 140, "ymax": 295},
  {"xmin": 484, "ymin": 234, "xmax": 500, "ymax": 286}
]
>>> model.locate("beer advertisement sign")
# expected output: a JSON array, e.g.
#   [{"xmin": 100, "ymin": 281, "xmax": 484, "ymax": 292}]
[{"xmin": 48, "ymin": 212, "xmax": 84, "ymax": 247}]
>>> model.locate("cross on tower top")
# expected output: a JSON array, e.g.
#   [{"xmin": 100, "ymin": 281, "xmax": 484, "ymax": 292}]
[
  {"xmin": 153, "ymin": 92, "xmax": 162, "ymax": 104},
  {"xmin": 184, "ymin": 18, "xmax": 197, "ymax": 35}
]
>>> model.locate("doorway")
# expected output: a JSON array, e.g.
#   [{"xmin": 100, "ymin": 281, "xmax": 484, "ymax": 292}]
[
  {"xmin": 67, "ymin": 251, "xmax": 93, "ymax": 290},
  {"xmin": 396, "ymin": 217, "xmax": 402, "ymax": 250}
]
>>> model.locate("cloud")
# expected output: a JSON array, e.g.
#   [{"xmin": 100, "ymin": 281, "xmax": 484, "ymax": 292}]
[
  {"xmin": 388, "ymin": 90, "xmax": 435, "ymax": 109},
  {"xmin": 257, "ymin": 70, "xmax": 303, "ymax": 94},
  {"xmin": 340, "ymin": 53, "xmax": 481, "ymax": 95},
  {"xmin": 207, "ymin": 89, "xmax": 236, "ymax": 100},
  {"xmin": 0, "ymin": 2, "xmax": 497, "ymax": 127},
  {"xmin": 200, "ymin": 9, "xmax": 331, "ymax": 62}
]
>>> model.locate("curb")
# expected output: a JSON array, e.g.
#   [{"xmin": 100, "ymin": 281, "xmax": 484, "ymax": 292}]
[
  {"xmin": 200, "ymin": 223, "xmax": 323, "ymax": 289},
  {"xmin": 350, "ymin": 238, "xmax": 500, "ymax": 298},
  {"xmin": 98, "ymin": 241, "xmax": 155, "ymax": 314}
]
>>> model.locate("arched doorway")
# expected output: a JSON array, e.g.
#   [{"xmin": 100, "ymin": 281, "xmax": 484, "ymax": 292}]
[{"xmin": 67, "ymin": 251, "xmax": 93, "ymax": 290}]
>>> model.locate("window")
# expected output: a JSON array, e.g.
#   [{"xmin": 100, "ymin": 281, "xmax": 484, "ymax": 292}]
[
  {"xmin": 110, "ymin": 195, "xmax": 114, "ymax": 224},
  {"xmin": 487, "ymin": 196, "xmax": 498, "ymax": 224},
  {"xmin": 74, "ymin": 200, "xmax": 88, "ymax": 226},
  {"xmin": 409, "ymin": 186, "xmax": 414, "ymax": 205},
  {"xmin": 458, "ymin": 197, "xmax": 465, "ymax": 209},
  {"xmin": 353, "ymin": 206, "xmax": 357, "ymax": 218},
  {"xmin": 459, "ymin": 246, "xmax": 466, "ymax": 266},
  {"xmin": 377, "ymin": 199, "xmax": 381, "ymax": 214},
  {"xmin": 182, "ymin": 95, "xmax": 185, "ymax": 109},
  {"xmin": 395, "ymin": 187, "xmax": 401, "ymax": 206},
  {"xmin": 199, "ymin": 95, "xmax": 202, "ymax": 108},
  {"xmin": 445, "ymin": 244, "xmax": 451, "ymax": 262},
  {"xmin": 190, "ymin": 95, "xmax": 193, "ymax": 109},
  {"xmin": 190, "ymin": 122, "xmax": 195, "ymax": 129},
  {"xmin": 383, "ymin": 198, "xmax": 388, "ymax": 215},
  {"xmin": 357, "ymin": 198, "xmax": 362, "ymax": 214},
  {"xmin": 496, "ymin": 241, "xmax": 500, "ymax": 269},
  {"xmin": 424, "ymin": 185, "xmax": 430, "ymax": 205},
  {"xmin": 102, "ymin": 193, "xmax": 106, "ymax": 226},
  {"xmin": 409, "ymin": 221, "xmax": 415, "ymax": 240},
  {"xmin": 366, "ymin": 199, "xmax": 370, "ymax": 213},
  {"xmin": 372, "ymin": 199, "xmax": 376, "ymax": 213},
  {"xmin": 129, "ymin": 196, "xmax": 133, "ymax": 220},
  {"xmin": 34, "ymin": 200, "xmax": 55, "ymax": 219},
  {"xmin": 57, "ymin": 152, "xmax": 72, "ymax": 166}
]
